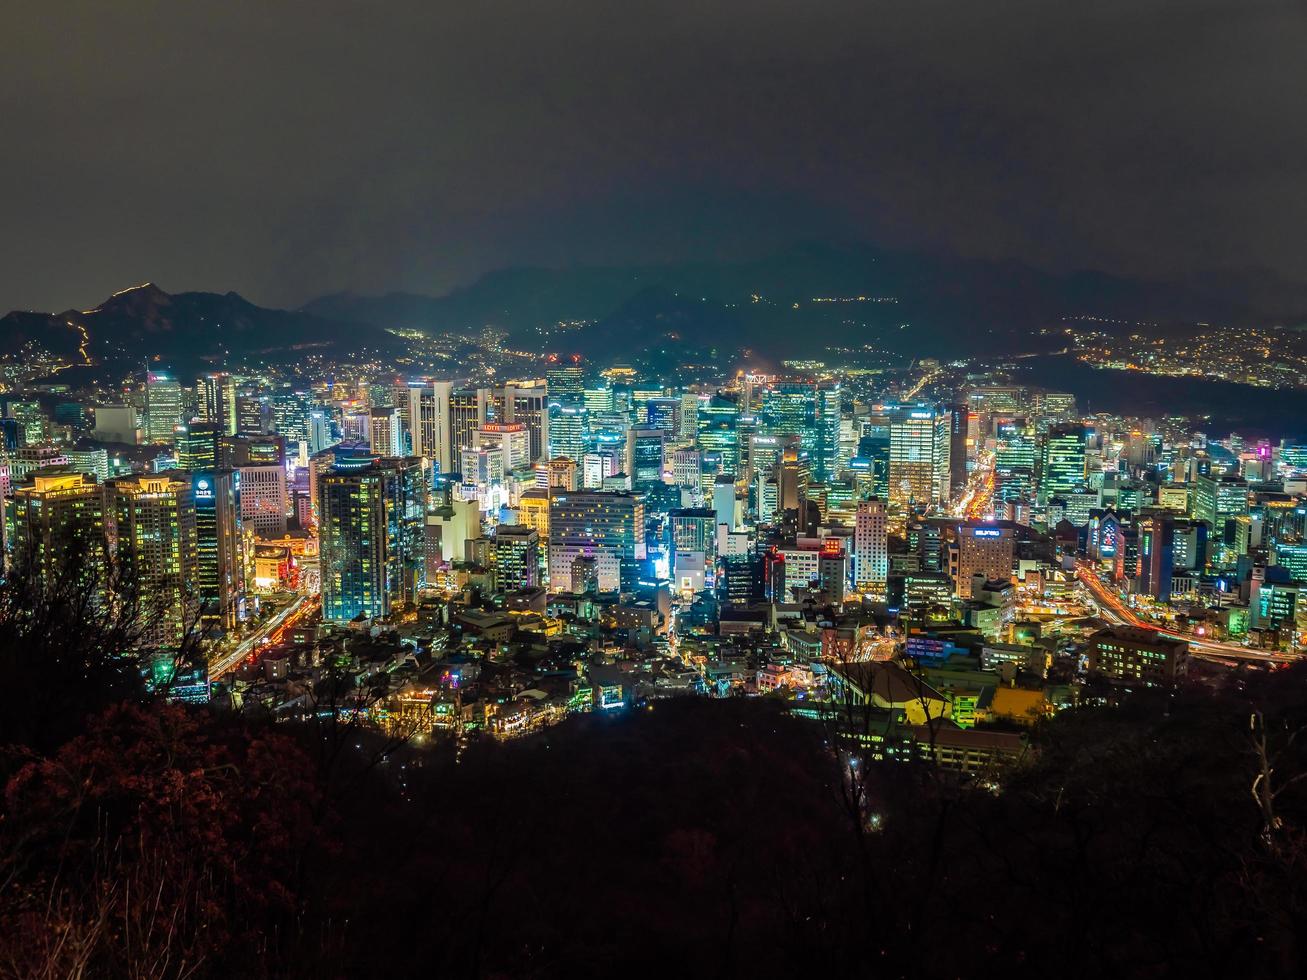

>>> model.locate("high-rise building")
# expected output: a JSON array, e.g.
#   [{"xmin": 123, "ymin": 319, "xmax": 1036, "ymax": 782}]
[
  {"xmin": 491, "ymin": 524, "xmax": 539, "ymax": 592},
  {"xmin": 199, "ymin": 373, "xmax": 238, "ymax": 436},
  {"xmin": 697, "ymin": 395, "xmax": 740, "ymax": 478},
  {"xmin": 407, "ymin": 381, "xmax": 454, "ymax": 472},
  {"xmin": 318, "ymin": 455, "xmax": 425, "ymax": 622},
  {"xmin": 626, "ymin": 428, "xmax": 666, "ymax": 489},
  {"xmin": 368, "ymin": 407, "xmax": 403, "ymax": 456},
  {"xmin": 548, "ymin": 490, "xmax": 645, "ymax": 593},
  {"xmin": 449, "ymin": 388, "xmax": 489, "ymax": 462},
  {"xmin": 145, "ymin": 372, "xmax": 183, "ymax": 444},
  {"xmin": 7, "ymin": 472, "xmax": 105, "ymax": 583},
  {"xmin": 477, "ymin": 423, "xmax": 531, "ymax": 473},
  {"xmin": 853, "ymin": 497, "xmax": 888, "ymax": 589},
  {"xmin": 1192, "ymin": 473, "xmax": 1249, "ymax": 531},
  {"xmin": 1040, "ymin": 425, "xmax": 1088, "ymax": 502},
  {"xmin": 497, "ymin": 381, "xmax": 549, "ymax": 464},
  {"xmin": 951, "ymin": 523, "xmax": 1015, "ymax": 598},
  {"xmin": 235, "ymin": 390, "xmax": 272, "ymax": 436},
  {"xmin": 888, "ymin": 406, "xmax": 948, "ymax": 510},
  {"xmin": 547, "ymin": 401, "xmax": 587, "ymax": 461},
  {"xmin": 176, "ymin": 422, "xmax": 222, "ymax": 470},
  {"xmin": 191, "ymin": 470, "xmax": 243, "ymax": 633},
  {"xmin": 546, "ymin": 358, "xmax": 585, "ymax": 402},
  {"xmin": 224, "ymin": 437, "xmax": 288, "ymax": 539},
  {"xmin": 104, "ymin": 473, "xmax": 199, "ymax": 648}
]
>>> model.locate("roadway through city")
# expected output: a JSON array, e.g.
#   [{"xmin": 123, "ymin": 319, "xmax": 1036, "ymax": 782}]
[
  {"xmin": 1073, "ymin": 560, "xmax": 1297, "ymax": 666},
  {"xmin": 208, "ymin": 593, "xmax": 318, "ymax": 680}
]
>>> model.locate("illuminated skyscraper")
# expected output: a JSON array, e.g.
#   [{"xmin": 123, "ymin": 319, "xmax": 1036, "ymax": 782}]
[
  {"xmin": 191, "ymin": 470, "xmax": 243, "ymax": 633},
  {"xmin": 853, "ymin": 497, "xmax": 888, "ymax": 589},
  {"xmin": 7, "ymin": 472, "xmax": 105, "ymax": 583},
  {"xmin": 407, "ymin": 381, "xmax": 453, "ymax": 472},
  {"xmin": 318, "ymin": 455, "xmax": 425, "ymax": 622},
  {"xmin": 145, "ymin": 372, "xmax": 183, "ymax": 444},
  {"xmin": 199, "ymin": 373, "xmax": 238, "ymax": 436},
  {"xmin": 888, "ymin": 405, "xmax": 949, "ymax": 510},
  {"xmin": 547, "ymin": 401, "xmax": 587, "ymax": 461},
  {"xmin": 1039, "ymin": 425, "xmax": 1088, "ymax": 502},
  {"xmin": 105, "ymin": 472, "xmax": 199, "ymax": 648},
  {"xmin": 491, "ymin": 524, "xmax": 539, "ymax": 591},
  {"xmin": 548, "ymin": 490, "xmax": 645, "ymax": 593},
  {"xmin": 626, "ymin": 428, "xmax": 666, "ymax": 489}
]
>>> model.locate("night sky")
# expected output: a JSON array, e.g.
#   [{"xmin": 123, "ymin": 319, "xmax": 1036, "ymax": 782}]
[{"xmin": 3, "ymin": 0, "xmax": 1304, "ymax": 313}]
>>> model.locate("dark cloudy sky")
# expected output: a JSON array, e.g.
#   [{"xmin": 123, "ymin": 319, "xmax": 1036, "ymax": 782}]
[{"xmin": 3, "ymin": 0, "xmax": 1304, "ymax": 313}]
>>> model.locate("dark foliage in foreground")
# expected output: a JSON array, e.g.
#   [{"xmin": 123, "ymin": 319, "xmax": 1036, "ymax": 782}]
[{"xmin": 2, "ymin": 648, "xmax": 1306, "ymax": 977}]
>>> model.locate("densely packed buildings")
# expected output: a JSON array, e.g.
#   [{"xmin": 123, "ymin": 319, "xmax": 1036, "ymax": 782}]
[{"xmin": 3, "ymin": 353, "xmax": 1305, "ymax": 767}]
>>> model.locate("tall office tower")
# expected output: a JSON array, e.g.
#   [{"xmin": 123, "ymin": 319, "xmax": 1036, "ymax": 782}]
[
  {"xmin": 888, "ymin": 405, "xmax": 946, "ymax": 510},
  {"xmin": 697, "ymin": 395, "xmax": 740, "ymax": 478},
  {"xmin": 952, "ymin": 523, "xmax": 1015, "ymax": 598},
  {"xmin": 677, "ymin": 393, "xmax": 700, "ymax": 443},
  {"xmin": 491, "ymin": 524, "xmax": 539, "ymax": 592},
  {"xmin": 200, "ymin": 373, "xmax": 238, "ymax": 435},
  {"xmin": 546, "ymin": 457, "xmax": 577, "ymax": 491},
  {"xmin": 548, "ymin": 490, "xmax": 645, "ymax": 593},
  {"xmin": 497, "ymin": 381, "xmax": 550, "ymax": 464},
  {"xmin": 547, "ymin": 401, "xmax": 587, "ymax": 461},
  {"xmin": 644, "ymin": 397, "xmax": 680, "ymax": 433},
  {"xmin": 221, "ymin": 436, "xmax": 287, "ymax": 539},
  {"xmin": 994, "ymin": 422, "xmax": 1036, "ymax": 503},
  {"xmin": 668, "ymin": 507, "xmax": 717, "ymax": 562},
  {"xmin": 946, "ymin": 403, "xmax": 969, "ymax": 499},
  {"xmin": 476, "ymin": 422, "xmax": 531, "ymax": 474},
  {"xmin": 1138, "ymin": 510, "xmax": 1177, "ymax": 603},
  {"xmin": 309, "ymin": 406, "xmax": 337, "ymax": 455},
  {"xmin": 339, "ymin": 408, "xmax": 369, "ymax": 444},
  {"xmin": 235, "ymin": 390, "xmax": 272, "ymax": 436},
  {"xmin": 104, "ymin": 473, "xmax": 199, "ymax": 648},
  {"xmin": 407, "ymin": 381, "xmax": 454, "ymax": 472},
  {"xmin": 760, "ymin": 381, "xmax": 815, "ymax": 462},
  {"xmin": 271, "ymin": 390, "xmax": 311, "ymax": 446},
  {"xmin": 1032, "ymin": 391, "xmax": 1077, "ymax": 432},
  {"xmin": 318, "ymin": 454, "xmax": 425, "ymax": 622},
  {"xmin": 857, "ymin": 421, "xmax": 891, "ymax": 499},
  {"xmin": 8, "ymin": 473, "xmax": 105, "ymax": 582},
  {"xmin": 582, "ymin": 386, "xmax": 614, "ymax": 413},
  {"xmin": 1039, "ymin": 424, "xmax": 1088, "ymax": 503},
  {"xmin": 779, "ymin": 442, "xmax": 811, "ymax": 516},
  {"xmin": 191, "ymin": 470, "xmax": 243, "ymax": 633},
  {"xmin": 712, "ymin": 474, "xmax": 741, "ymax": 533},
  {"xmin": 1192, "ymin": 473, "xmax": 1249, "ymax": 530},
  {"xmin": 814, "ymin": 382, "xmax": 842, "ymax": 483},
  {"xmin": 144, "ymin": 372, "xmax": 183, "ymax": 444},
  {"xmin": 176, "ymin": 422, "xmax": 222, "ymax": 470},
  {"xmin": 853, "ymin": 497, "xmax": 889, "ymax": 589},
  {"xmin": 747, "ymin": 434, "xmax": 788, "ymax": 518},
  {"xmin": 449, "ymin": 387, "xmax": 490, "ymax": 460},
  {"xmin": 546, "ymin": 358, "xmax": 585, "ymax": 402},
  {"xmin": 8, "ymin": 400, "xmax": 48, "ymax": 446},
  {"xmin": 460, "ymin": 446, "xmax": 505, "ymax": 490},
  {"xmin": 671, "ymin": 448, "xmax": 702, "ymax": 490},
  {"xmin": 368, "ymin": 407, "xmax": 403, "ymax": 456},
  {"xmin": 626, "ymin": 428, "xmax": 667, "ymax": 489}
]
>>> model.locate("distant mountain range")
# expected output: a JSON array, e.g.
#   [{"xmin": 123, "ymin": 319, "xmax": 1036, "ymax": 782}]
[
  {"xmin": 303, "ymin": 242, "xmax": 1307, "ymax": 360},
  {"xmin": 6, "ymin": 244, "xmax": 1306, "ymax": 379},
  {"xmin": 0, "ymin": 282, "xmax": 391, "ymax": 375}
]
